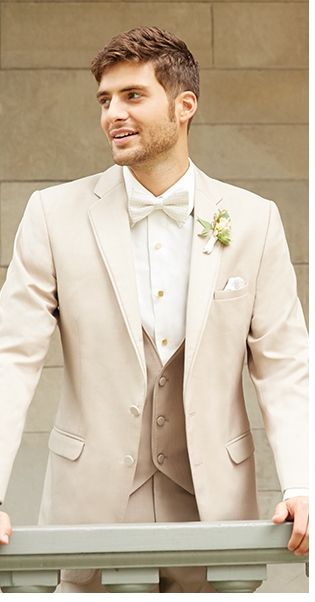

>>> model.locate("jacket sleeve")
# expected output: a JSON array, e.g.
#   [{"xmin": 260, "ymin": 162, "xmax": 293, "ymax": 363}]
[
  {"xmin": 247, "ymin": 200, "xmax": 308, "ymax": 493},
  {"xmin": 0, "ymin": 191, "xmax": 58, "ymax": 503}
]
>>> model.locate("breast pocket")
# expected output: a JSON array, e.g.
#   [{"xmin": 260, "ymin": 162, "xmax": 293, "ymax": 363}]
[
  {"xmin": 226, "ymin": 431, "xmax": 255, "ymax": 464},
  {"xmin": 48, "ymin": 426, "xmax": 85, "ymax": 461},
  {"xmin": 214, "ymin": 283, "xmax": 249, "ymax": 301}
]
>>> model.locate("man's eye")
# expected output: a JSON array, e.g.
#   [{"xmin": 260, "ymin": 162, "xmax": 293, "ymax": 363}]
[
  {"xmin": 128, "ymin": 92, "xmax": 141, "ymax": 100},
  {"xmin": 100, "ymin": 98, "xmax": 110, "ymax": 107}
]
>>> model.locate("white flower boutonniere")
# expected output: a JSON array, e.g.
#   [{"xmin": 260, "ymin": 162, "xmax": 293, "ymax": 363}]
[{"xmin": 197, "ymin": 209, "xmax": 232, "ymax": 254}]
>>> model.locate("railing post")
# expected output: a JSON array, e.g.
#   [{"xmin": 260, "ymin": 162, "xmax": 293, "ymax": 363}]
[
  {"xmin": 207, "ymin": 563, "xmax": 267, "ymax": 593},
  {"xmin": 211, "ymin": 579, "xmax": 263, "ymax": 593},
  {"xmin": 0, "ymin": 569, "xmax": 59, "ymax": 593},
  {"xmin": 101, "ymin": 567, "xmax": 159, "ymax": 593}
]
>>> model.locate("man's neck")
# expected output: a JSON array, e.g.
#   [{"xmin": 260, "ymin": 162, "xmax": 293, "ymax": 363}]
[{"xmin": 128, "ymin": 156, "xmax": 190, "ymax": 196}]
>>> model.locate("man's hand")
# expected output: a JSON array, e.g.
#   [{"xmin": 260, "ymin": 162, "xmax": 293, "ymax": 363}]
[
  {"xmin": 272, "ymin": 496, "xmax": 309, "ymax": 556},
  {"xmin": 0, "ymin": 511, "xmax": 12, "ymax": 544}
]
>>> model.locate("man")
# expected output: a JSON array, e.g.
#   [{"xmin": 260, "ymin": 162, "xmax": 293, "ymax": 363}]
[{"xmin": 0, "ymin": 26, "xmax": 309, "ymax": 593}]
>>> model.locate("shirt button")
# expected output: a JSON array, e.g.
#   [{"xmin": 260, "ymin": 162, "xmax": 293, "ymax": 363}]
[
  {"xmin": 154, "ymin": 242, "xmax": 162, "ymax": 250},
  {"xmin": 156, "ymin": 415, "xmax": 166, "ymax": 427},
  {"xmin": 129, "ymin": 405, "xmax": 141, "ymax": 417},
  {"xmin": 157, "ymin": 290, "xmax": 165, "ymax": 298},
  {"xmin": 161, "ymin": 338, "xmax": 168, "ymax": 346},
  {"xmin": 157, "ymin": 453, "xmax": 165, "ymax": 465},
  {"xmin": 159, "ymin": 376, "xmax": 167, "ymax": 386},
  {"xmin": 124, "ymin": 454, "xmax": 135, "ymax": 466}
]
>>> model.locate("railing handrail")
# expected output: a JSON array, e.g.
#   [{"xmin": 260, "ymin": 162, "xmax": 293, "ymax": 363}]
[
  {"xmin": 0, "ymin": 521, "xmax": 308, "ymax": 593},
  {"xmin": 0, "ymin": 520, "xmax": 307, "ymax": 560}
]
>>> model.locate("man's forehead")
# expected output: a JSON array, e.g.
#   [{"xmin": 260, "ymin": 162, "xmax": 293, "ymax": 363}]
[{"xmin": 97, "ymin": 61, "xmax": 158, "ymax": 92}]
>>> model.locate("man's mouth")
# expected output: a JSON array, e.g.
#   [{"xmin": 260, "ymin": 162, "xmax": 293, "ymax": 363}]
[
  {"xmin": 110, "ymin": 129, "xmax": 138, "ymax": 141},
  {"xmin": 114, "ymin": 132, "xmax": 137, "ymax": 139}
]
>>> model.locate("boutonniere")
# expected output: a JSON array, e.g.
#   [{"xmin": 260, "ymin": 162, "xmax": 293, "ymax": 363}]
[{"xmin": 197, "ymin": 209, "xmax": 231, "ymax": 254}]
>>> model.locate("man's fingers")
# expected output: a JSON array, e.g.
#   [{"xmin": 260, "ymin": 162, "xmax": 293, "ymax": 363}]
[
  {"xmin": 273, "ymin": 497, "xmax": 309, "ymax": 555},
  {"xmin": 287, "ymin": 507, "xmax": 309, "ymax": 555},
  {"xmin": 0, "ymin": 511, "xmax": 12, "ymax": 544},
  {"xmin": 290, "ymin": 526, "xmax": 309, "ymax": 556},
  {"xmin": 272, "ymin": 501, "xmax": 289, "ymax": 524}
]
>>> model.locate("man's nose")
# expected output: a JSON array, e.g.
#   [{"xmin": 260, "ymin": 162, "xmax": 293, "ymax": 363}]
[{"xmin": 107, "ymin": 98, "xmax": 128, "ymax": 121}]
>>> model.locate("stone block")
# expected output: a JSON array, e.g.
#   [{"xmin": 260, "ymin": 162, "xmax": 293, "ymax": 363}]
[
  {"xmin": 0, "ymin": 268, "xmax": 7, "ymax": 288},
  {"xmin": 257, "ymin": 564, "xmax": 308, "ymax": 593},
  {"xmin": 4, "ymin": 433, "xmax": 49, "ymax": 525},
  {"xmin": 197, "ymin": 70, "xmax": 308, "ymax": 124},
  {"xmin": 189, "ymin": 125, "xmax": 308, "ymax": 180},
  {"xmin": 229, "ymin": 180, "xmax": 308, "ymax": 264},
  {"xmin": 257, "ymin": 490, "xmax": 282, "ymax": 520},
  {"xmin": 214, "ymin": 2, "xmax": 308, "ymax": 68},
  {"xmin": 0, "ymin": 181, "xmax": 62, "ymax": 266},
  {"xmin": 252, "ymin": 428, "xmax": 280, "ymax": 490},
  {"xmin": 24, "ymin": 367, "xmax": 63, "ymax": 432},
  {"xmin": 295, "ymin": 264, "xmax": 308, "ymax": 325},
  {"xmin": 0, "ymin": 70, "xmax": 109, "ymax": 181},
  {"xmin": 2, "ymin": 2, "xmax": 212, "ymax": 69}
]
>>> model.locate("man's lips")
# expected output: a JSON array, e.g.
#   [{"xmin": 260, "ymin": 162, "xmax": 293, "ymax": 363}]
[{"xmin": 110, "ymin": 128, "xmax": 138, "ymax": 142}]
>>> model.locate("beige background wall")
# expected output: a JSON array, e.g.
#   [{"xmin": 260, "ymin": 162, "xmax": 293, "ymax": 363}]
[{"xmin": 0, "ymin": 0, "xmax": 308, "ymax": 593}]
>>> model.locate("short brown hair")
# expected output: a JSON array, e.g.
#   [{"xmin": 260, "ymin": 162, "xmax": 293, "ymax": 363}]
[{"xmin": 91, "ymin": 26, "xmax": 200, "ymax": 102}]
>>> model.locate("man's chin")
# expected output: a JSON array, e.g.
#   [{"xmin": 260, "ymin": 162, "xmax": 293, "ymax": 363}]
[{"xmin": 112, "ymin": 151, "xmax": 145, "ymax": 168}]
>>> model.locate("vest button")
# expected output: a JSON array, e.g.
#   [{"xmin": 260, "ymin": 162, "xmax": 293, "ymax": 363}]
[
  {"xmin": 159, "ymin": 376, "xmax": 167, "ymax": 386},
  {"xmin": 129, "ymin": 405, "xmax": 141, "ymax": 417},
  {"xmin": 124, "ymin": 454, "xmax": 135, "ymax": 466},
  {"xmin": 157, "ymin": 453, "xmax": 165, "ymax": 465},
  {"xmin": 156, "ymin": 415, "xmax": 166, "ymax": 427}
]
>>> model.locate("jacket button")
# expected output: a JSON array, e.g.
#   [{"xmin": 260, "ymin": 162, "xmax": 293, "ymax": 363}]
[
  {"xmin": 159, "ymin": 376, "xmax": 167, "ymax": 386},
  {"xmin": 157, "ymin": 453, "xmax": 165, "ymax": 465},
  {"xmin": 156, "ymin": 415, "xmax": 166, "ymax": 427},
  {"xmin": 124, "ymin": 454, "xmax": 135, "ymax": 466},
  {"xmin": 129, "ymin": 405, "xmax": 141, "ymax": 417}
]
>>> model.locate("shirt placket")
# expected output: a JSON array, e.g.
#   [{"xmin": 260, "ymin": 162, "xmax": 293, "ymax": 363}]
[{"xmin": 148, "ymin": 215, "xmax": 172, "ymax": 364}]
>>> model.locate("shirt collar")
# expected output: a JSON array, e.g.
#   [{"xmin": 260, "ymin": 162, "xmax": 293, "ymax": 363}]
[{"xmin": 122, "ymin": 159, "xmax": 195, "ymax": 220}]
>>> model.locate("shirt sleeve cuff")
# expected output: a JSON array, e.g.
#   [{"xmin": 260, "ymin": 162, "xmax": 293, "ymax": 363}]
[{"xmin": 283, "ymin": 488, "xmax": 309, "ymax": 501}]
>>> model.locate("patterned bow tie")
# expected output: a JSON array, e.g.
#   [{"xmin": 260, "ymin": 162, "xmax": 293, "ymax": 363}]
[{"xmin": 128, "ymin": 189, "xmax": 191, "ymax": 226}]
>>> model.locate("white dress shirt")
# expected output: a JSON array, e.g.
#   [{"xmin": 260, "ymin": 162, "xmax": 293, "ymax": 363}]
[
  {"xmin": 122, "ymin": 162, "xmax": 307, "ymax": 502},
  {"xmin": 123, "ymin": 162, "xmax": 194, "ymax": 364}
]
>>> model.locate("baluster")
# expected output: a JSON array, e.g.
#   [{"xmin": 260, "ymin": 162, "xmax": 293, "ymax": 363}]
[
  {"xmin": 102, "ymin": 567, "xmax": 159, "ymax": 592},
  {"xmin": 207, "ymin": 563, "xmax": 266, "ymax": 593}
]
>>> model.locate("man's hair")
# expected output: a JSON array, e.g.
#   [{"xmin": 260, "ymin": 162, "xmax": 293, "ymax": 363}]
[{"xmin": 91, "ymin": 26, "xmax": 200, "ymax": 103}]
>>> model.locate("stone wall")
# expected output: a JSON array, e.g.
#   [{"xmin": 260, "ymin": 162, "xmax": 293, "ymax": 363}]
[{"xmin": 0, "ymin": 0, "xmax": 308, "ymax": 592}]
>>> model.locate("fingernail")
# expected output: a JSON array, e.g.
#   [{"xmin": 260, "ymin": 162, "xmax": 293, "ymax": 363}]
[{"xmin": 0, "ymin": 534, "xmax": 9, "ymax": 544}]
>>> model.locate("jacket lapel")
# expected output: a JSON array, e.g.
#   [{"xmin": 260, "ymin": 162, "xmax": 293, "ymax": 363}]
[
  {"xmin": 184, "ymin": 167, "xmax": 224, "ymax": 394},
  {"xmin": 88, "ymin": 166, "xmax": 146, "ymax": 378}
]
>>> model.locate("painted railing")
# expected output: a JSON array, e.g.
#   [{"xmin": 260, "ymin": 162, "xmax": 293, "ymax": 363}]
[{"xmin": 0, "ymin": 520, "xmax": 308, "ymax": 593}]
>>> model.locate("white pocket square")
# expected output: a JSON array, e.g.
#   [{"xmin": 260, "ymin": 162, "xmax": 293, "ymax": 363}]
[{"xmin": 224, "ymin": 276, "xmax": 247, "ymax": 291}]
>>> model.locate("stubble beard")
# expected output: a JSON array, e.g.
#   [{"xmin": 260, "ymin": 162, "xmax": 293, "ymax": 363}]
[{"xmin": 111, "ymin": 102, "xmax": 179, "ymax": 168}]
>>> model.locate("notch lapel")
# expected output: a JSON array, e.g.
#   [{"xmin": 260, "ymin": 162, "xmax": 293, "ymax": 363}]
[
  {"xmin": 88, "ymin": 166, "xmax": 146, "ymax": 378},
  {"xmin": 184, "ymin": 168, "xmax": 224, "ymax": 395}
]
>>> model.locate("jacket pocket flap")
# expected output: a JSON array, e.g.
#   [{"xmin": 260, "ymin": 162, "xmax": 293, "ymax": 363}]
[
  {"xmin": 48, "ymin": 427, "xmax": 85, "ymax": 461},
  {"xmin": 226, "ymin": 431, "xmax": 254, "ymax": 464}
]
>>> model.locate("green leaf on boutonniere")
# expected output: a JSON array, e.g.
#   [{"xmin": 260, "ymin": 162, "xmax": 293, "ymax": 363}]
[
  {"xmin": 198, "ymin": 209, "xmax": 232, "ymax": 253},
  {"xmin": 197, "ymin": 217, "xmax": 212, "ymax": 237}
]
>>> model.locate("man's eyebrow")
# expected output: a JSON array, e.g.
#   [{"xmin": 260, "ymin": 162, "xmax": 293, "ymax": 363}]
[{"xmin": 96, "ymin": 85, "xmax": 149, "ymax": 99}]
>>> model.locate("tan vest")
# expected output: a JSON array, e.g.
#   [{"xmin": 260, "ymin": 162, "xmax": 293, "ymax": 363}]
[{"xmin": 131, "ymin": 330, "xmax": 194, "ymax": 494}]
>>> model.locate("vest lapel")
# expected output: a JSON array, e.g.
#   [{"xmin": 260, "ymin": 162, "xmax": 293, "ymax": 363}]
[
  {"xmin": 184, "ymin": 168, "xmax": 224, "ymax": 395},
  {"xmin": 88, "ymin": 166, "xmax": 146, "ymax": 379}
]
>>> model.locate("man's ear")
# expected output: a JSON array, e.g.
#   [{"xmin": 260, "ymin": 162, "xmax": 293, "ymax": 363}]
[{"xmin": 176, "ymin": 91, "xmax": 198, "ymax": 125}]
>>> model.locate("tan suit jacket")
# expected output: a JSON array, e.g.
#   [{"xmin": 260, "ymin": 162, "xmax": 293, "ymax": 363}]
[{"xmin": 0, "ymin": 164, "xmax": 308, "ymax": 524}]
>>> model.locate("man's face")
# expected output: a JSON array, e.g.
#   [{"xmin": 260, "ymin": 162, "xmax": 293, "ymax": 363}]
[{"xmin": 97, "ymin": 61, "xmax": 180, "ymax": 168}]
